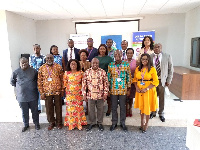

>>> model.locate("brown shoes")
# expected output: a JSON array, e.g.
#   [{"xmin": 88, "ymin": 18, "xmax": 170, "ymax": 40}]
[
  {"xmin": 48, "ymin": 123, "xmax": 55, "ymax": 130},
  {"xmin": 57, "ymin": 124, "xmax": 63, "ymax": 129}
]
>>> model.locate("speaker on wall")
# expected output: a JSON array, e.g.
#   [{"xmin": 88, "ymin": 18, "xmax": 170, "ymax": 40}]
[{"xmin": 21, "ymin": 54, "xmax": 30, "ymax": 62}]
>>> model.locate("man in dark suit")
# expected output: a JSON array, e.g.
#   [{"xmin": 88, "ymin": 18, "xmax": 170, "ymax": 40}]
[
  {"xmin": 86, "ymin": 38, "xmax": 98, "ymax": 62},
  {"xmin": 63, "ymin": 39, "xmax": 80, "ymax": 71},
  {"xmin": 150, "ymin": 43, "xmax": 173, "ymax": 122}
]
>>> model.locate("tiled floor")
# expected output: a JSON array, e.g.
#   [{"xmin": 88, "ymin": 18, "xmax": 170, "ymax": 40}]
[
  {"xmin": 1, "ymin": 92, "xmax": 200, "ymax": 128},
  {"xmin": 0, "ymin": 92, "xmax": 199, "ymax": 149}
]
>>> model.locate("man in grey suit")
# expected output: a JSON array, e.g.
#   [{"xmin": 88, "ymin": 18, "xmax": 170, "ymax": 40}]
[{"xmin": 150, "ymin": 43, "xmax": 173, "ymax": 122}]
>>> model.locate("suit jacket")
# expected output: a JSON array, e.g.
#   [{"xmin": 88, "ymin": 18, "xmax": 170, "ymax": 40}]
[
  {"xmin": 63, "ymin": 47, "xmax": 80, "ymax": 67},
  {"xmin": 150, "ymin": 52, "xmax": 174, "ymax": 87}
]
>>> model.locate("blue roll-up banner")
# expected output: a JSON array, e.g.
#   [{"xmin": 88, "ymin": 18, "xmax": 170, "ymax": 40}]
[
  {"xmin": 101, "ymin": 35, "xmax": 122, "ymax": 50},
  {"xmin": 132, "ymin": 31, "xmax": 155, "ymax": 57}
]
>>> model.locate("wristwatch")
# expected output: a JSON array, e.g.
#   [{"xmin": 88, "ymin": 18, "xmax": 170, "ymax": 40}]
[{"xmin": 146, "ymin": 88, "xmax": 149, "ymax": 91}]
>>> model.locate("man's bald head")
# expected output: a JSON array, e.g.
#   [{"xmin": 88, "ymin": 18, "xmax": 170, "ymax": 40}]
[
  {"xmin": 46, "ymin": 54, "xmax": 54, "ymax": 66},
  {"xmin": 91, "ymin": 58, "xmax": 99, "ymax": 70},
  {"xmin": 20, "ymin": 57, "xmax": 29, "ymax": 70},
  {"xmin": 114, "ymin": 50, "xmax": 122, "ymax": 62},
  {"xmin": 154, "ymin": 43, "xmax": 162, "ymax": 54}
]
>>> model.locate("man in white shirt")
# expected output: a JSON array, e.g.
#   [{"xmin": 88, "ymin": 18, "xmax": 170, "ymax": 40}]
[
  {"xmin": 63, "ymin": 39, "xmax": 80, "ymax": 71},
  {"xmin": 150, "ymin": 43, "xmax": 173, "ymax": 122},
  {"xmin": 121, "ymin": 40, "xmax": 128, "ymax": 60}
]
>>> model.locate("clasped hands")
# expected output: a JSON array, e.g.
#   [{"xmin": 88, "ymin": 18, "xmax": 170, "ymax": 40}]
[{"xmin": 136, "ymin": 87, "xmax": 148, "ymax": 93}]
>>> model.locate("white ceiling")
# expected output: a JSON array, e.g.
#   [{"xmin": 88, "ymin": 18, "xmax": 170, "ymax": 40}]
[{"xmin": 1, "ymin": 0, "xmax": 200, "ymax": 21}]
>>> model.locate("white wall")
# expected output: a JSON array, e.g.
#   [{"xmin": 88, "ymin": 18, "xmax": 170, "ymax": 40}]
[
  {"xmin": 6, "ymin": 11, "xmax": 36, "ymax": 71},
  {"xmin": 36, "ymin": 20, "xmax": 76, "ymax": 55},
  {"xmin": 0, "ymin": 10, "xmax": 13, "ymax": 99},
  {"xmin": 0, "ymin": 10, "xmax": 22, "ymax": 122},
  {"xmin": 140, "ymin": 14, "xmax": 185, "ymax": 66},
  {"xmin": 184, "ymin": 6, "xmax": 200, "ymax": 71}
]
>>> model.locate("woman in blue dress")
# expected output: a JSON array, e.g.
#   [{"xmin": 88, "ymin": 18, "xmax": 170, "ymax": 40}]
[{"xmin": 50, "ymin": 45, "xmax": 65, "ymax": 71}]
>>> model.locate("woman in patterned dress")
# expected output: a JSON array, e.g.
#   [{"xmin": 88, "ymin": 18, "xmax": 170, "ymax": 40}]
[
  {"xmin": 125, "ymin": 48, "xmax": 136, "ymax": 117},
  {"xmin": 79, "ymin": 49, "xmax": 91, "ymax": 115},
  {"xmin": 63, "ymin": 59, "xmax": 87, "ymax": 130}
]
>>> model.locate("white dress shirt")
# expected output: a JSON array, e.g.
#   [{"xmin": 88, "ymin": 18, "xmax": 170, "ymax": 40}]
[{"xmin": 67, "ymin": 47, "xmax": 75, "ymax": 59}]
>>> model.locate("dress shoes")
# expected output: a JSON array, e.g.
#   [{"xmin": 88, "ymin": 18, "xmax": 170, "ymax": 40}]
[
  {"xmin": 22, "ymin": 126, "xmax": 29, "ymax": 132},
  {"xmin": 48, "ymin": 123, "xmax": 55, "ymax": 130},
  {"xmin": 57, "ymin": 124, "xmax": 63, "ymax": 129},
  {"xmin": 35, "ymin": 124, "xmax": 40, "ymax": 130},
  {"xmin": 86, "ymin": 124, "xmax": 95, "ymax": 131},
  {"xmin": 38, "ymin": 110, "xmax": 41, "ymax": 114},
  {"xmin": 120, "ymin": 124, "xmax": 128, "ymax": 132},
  {"xmin": 106, "ymin": 113, "xmax": 110, "ymax": 116},
  {"xmin": 98, "ymin": 124, "xmax": 104, "ymax": 131},
  {"xmin": 159, "ymin": 116, "xmax": 165, "ymax": 122},
  {"xmin": 110, "ymin": 124, "xmax": 117, "ymax": 131},
  {"xmin": 150, "ymin": 113, "xmax": 156, "ymax": 119}
]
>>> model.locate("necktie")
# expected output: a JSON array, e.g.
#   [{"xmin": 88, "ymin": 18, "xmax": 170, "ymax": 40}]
[
  {"xmin": 70, "ymin": 48, "xmax": 72, "ymax": 60},
  {"xmin": 156, "ymin": 55, "xmax": 161, "ymax": 77},
  {"xmin": 122, "ymin": 50, "xmax": 125, "ymax": 60}
]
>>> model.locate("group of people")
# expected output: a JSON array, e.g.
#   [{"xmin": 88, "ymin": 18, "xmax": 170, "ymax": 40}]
[{"xmin": 10, "ymin": 36, "xmax": 173, "ymax": 134}]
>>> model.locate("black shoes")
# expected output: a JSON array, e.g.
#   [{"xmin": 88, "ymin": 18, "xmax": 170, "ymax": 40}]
[
  {"xmin": 110, "ymin": 124, "xmax": 117, "ymax": 131},
  {"xmin": 38, "ymin": 110, "xmax": 41, "ymax": 114},
  {"xmin": 98, "ymin": 124, "xmax": 104, "ymax": 131},
  {"xmin": 86, "ymin": 124, "xmax": 95, "ymax": 131},
  {"xmin": 120, "ymin": 124, "xmax": 127, "ymax": 132},
  {"xmin": 106, "ymin": 113, "xmax": 110, "ymax": 116},
  {"xmin": 35, "ymin": 124, "xmax": 40, "ymax": 130},
  {"xmin": 22, "ymin": 126, "xmax": 29, "ymax": 132},
  {"xmin": 150, "ymin": 112, "xmax": 156, "ymax": 119},
  {"xmin": 159, "ymin": 116, "xmax": 165, "ymax": 122}
]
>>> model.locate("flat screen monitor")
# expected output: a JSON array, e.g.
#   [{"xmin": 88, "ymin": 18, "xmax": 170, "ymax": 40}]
[{"xmin": 190, "ymin": 37, "xmax": 200, "ymax": 68}]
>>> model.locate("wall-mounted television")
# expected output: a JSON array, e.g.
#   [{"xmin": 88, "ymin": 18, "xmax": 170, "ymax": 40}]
[{"xmin": 190, "ymin": 37, "xmax": 200, "ymax": 68}]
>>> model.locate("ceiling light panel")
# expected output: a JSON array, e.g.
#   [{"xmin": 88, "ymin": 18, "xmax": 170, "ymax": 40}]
[
  {"xmin": 77, "ymin": 0, "xmax": 106, "ymax": 17},
  {"xmin": 55, "ymin": 0, "xmax": 91, "ymax": 18},
  {"xmin": 139, "ymin": 0, "xmax": 169, "ymax": 14},
  {"xmin": 123, "ymin": 0, "xmax": 146, "ymax": 15},
  {"xmin": 101, "ymin": 0, "xmax": 124, "ymax": 16}
]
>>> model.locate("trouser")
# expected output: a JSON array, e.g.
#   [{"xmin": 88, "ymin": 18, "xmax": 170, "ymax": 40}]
[
  {"xmin": 152, "ymin": 80, "xmax": 165, "ymax": 116},
  {"xmin": 19, "ymin": 100, "xmax": 39, "ymax": 127},
  {"xmin": 38, "ymin": 91, "xmax": 41, "ymax": 111},
  {"xmin": 45, "ymin": 95, "xmax": 62, "ymax": 125},
  {"xmin": 106, "ymin": 96, "xmax": 112, "ymax": 113},
  {"xmin": 88, "ymin": 99, "xmax": 104, "ymax": 125},
  {"xmin": 111, "ymin": 95, "xmax": 126, "ymax": 125}
]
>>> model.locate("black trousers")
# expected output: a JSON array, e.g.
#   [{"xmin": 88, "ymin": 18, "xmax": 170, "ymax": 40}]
[
  {"xmin": 111, "ymin": 95, "xmax": 126, "ymax": 125},
  {"xmin": 19, "ymin": 100, "xmax": 39, "ymax": 127}
]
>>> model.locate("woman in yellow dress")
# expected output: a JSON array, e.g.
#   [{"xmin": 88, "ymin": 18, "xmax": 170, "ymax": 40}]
[
  {"xmin": 63, "ymin": 59, "xmax": 87, "ymax": 130},
  {"xmin": 133, "ymin": 53, "xmax": 159, "ymax": 133}
]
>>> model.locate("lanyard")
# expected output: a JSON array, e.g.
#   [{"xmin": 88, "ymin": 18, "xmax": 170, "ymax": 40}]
[
  {"xmin": 115, "ymin": 63, "xmax": 122, "ymax": 77},
  {"xmin": 141, "ymin": 68, "xmax": 147, "ymax": 81},
  {"xmin": 87, "ymin": 48, "xmax": 93, "ymax": 58},
  {"xmin": 46, "ymin": 64, "xmax": 54, "ymax": 77},
  {"xmin": 144, "ymin": 47, "xmax": 150, "ymax": 53}
]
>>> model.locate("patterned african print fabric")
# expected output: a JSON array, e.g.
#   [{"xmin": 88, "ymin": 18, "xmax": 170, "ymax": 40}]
[
  {"xmin": 107, "ymin": 61, "xmax": 132, "ymax": 95},
  {"xmin": 63, "ymin": 71, "xmax": 87, "ymax": 130},
  {"xmin": 82, "ymin": 68, "xmax": 109, "ymax": 100},
  {"xmin": 37, "ymin": 63, "xmax": 64, "ymax": 96}
]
